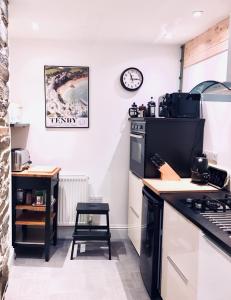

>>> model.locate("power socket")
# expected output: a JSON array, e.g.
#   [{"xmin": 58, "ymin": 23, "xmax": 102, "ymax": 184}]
[{"xmin": 205, "ymin": 150, "xmax": 218, "ymax": 164}]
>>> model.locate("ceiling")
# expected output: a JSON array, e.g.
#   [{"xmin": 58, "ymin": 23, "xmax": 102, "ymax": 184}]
[{"xmin": 8, "ymin": 0, "xmax": 231, "ymax": 44}]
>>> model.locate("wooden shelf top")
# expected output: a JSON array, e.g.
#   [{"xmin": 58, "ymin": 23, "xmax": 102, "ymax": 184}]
[
  {"xmin": 15, "ymin": 212, "xmax": 56, "ymax": 226},
  {"xmin": 12, "ymin": 167, "xmax": 61, "ymax": 178}
]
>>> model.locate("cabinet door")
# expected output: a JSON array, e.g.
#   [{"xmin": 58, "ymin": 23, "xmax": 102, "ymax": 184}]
[
  {"xmin": 128, "ymin": 206, "xmax": 142, "ymax": 255},
  {"xmin": 197, "ymin": 234, "xmax": 231, "ymax": 300},
  {"xmin": 128, "ymin": 171, "xmax": 143, "ymax": 255},
  {"xmin": 161, "ymin": 254, "xmax": 196, "ymax": 300},
  {"xmin": 161, "ymin": 202, "xmax": 200, "ymax": 299},
  {"xmin": 128, "ymin": 171, "xmax": 143, "ymax": 216}
]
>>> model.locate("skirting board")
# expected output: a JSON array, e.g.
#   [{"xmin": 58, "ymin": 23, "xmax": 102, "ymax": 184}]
[{"xmin": 58, "ymin": 225, "xmax": 128, "ymax": 240}]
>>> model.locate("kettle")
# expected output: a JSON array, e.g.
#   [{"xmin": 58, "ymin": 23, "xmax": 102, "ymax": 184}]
[{"xmin": 191, "ymin": 154, "xmax": 210, "ymax": 184}]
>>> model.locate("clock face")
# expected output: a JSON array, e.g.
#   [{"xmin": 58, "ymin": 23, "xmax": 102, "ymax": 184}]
[{"xmin": 120, "ymin": 68, "xmax": 143, "ymax": 91}]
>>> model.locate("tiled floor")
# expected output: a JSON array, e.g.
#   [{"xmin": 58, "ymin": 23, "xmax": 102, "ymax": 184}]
[{"xmin": 5, "ymin": 239, "xmax": 150, "ymax": 300}]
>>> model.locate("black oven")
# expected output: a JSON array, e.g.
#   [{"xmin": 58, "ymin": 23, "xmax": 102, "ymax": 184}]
[
  {"xmin": 129, "ymin": 118, "xmax": 205, "ymax": 179},
  {"xmin": 130, "ymin": 121, "xmax": 145, "ymax": 178}
]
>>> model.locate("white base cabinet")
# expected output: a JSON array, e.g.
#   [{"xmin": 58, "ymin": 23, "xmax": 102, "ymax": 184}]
[
  {"xmin": 128, "ymin": 171, "xmax": 143, "ymax": 255},
  {"xmin": 197, "ymin": 234, "xmax": 231, "ymax": 300},
  {"xmin": 161, "ymin": 202, "xmax": 199, "ymax": 300},
  {"xmin": 161, "ymin": 202, "xmax": 231, "ymax": 300}
]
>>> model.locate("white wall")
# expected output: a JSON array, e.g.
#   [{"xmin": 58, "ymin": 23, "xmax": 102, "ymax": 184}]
[
  {"xmin": 183, "ymin": 51, "xmax": 231, "ymax": 169},
  {"xmin": 183, "ymin": 51, "xmax": 228, "ymax": 92},
  {"xmin": 9, "ymin": 39, "xmax": 179, "ymax": 231}
]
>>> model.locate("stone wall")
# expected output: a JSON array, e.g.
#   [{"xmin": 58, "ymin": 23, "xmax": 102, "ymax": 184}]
[{"xmin": 0, "ymin": 0, "xmax": 9, "ymax": 298}]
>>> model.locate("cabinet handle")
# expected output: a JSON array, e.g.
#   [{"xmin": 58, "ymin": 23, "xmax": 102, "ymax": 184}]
[
  {"xmin": 129, "ymin": 206, "xmax": 139, "ymax": 218},
  {"xmin": 167, "ymin": 256, "xmax": 188, "ymax": 284},
  {"xmin": 130, "ymin": 134, "xmax": 144, "ymax": 139},
  {"xmin": 203, "ymin": 235, "xmax": 231, "ymax": 261}
]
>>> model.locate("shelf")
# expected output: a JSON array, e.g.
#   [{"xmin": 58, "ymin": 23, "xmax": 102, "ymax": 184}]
[
  {"xmin": 15, "ymin": 227, "xmax": 45, "ymax": 245},
  {"xmin": 16, "ymin": 205, "xmax": 46, "ymax": 212},
  {"xmin": 15, "ymin": 212, "xmax": 56, "ymax": 226},
  {"xmin": 15, "ymin": 241, "xmax": 45, "ymax": 246},
  {"xmin": 12, "ymin": 167, "xmax": 61, "ymax": 178},
  {"xmin": 15, "ymin": 227, "xmax": 56, "ymax": 246},
  {"xmin": 10, "ymin": 123, "xmax": 30, "ymax": 128},
  {"xmin": 73, "ymin": 230, "xmax": 111, "ymax": 240},
  {"xmin": 15, "ymin": 199, "xmax": 56, "ymax": 212}
]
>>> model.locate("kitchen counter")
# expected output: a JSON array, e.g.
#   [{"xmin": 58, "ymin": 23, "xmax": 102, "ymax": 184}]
[
  {"xmin": 161, "ymin": 191, "xmax": 231, "ymax": 256},
  {"xmin": 143, "ymin": 178, "xmax": 218, "ymax": 195},
  {"xmin": 143, "ymin": 177, "xmax": 231, "ymax": 255}
]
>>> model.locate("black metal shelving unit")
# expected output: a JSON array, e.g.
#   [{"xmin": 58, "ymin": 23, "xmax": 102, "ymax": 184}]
[{"xmin": 12, "ymin": 168, "xmax": 60, "ymax": 261}]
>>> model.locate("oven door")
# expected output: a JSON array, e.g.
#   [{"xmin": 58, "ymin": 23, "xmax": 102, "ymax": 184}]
[{"xmin": 130, "ymin": 132, "xmax": 145, "ymax": 178}]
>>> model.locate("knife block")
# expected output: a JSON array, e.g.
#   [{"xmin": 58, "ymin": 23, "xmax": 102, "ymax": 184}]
[{"xmin": 159, "ymin": 163, "xmax": 181, "ymax": 181}]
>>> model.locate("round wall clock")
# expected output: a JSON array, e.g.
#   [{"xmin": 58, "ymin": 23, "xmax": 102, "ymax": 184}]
[{"xmin": 120, "ymin": 67, "xmax": 143, "ymax": 91}]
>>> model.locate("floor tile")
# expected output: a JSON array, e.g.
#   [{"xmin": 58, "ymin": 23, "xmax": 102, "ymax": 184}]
[{"xmin": 5, "ymin": 240, "xmax": 150, "ymax": 300}]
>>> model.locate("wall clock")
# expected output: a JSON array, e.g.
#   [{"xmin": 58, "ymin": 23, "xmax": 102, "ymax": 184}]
[{"xmin": 120, "ymin": 67, "xmax": 143, "ymax": 91}]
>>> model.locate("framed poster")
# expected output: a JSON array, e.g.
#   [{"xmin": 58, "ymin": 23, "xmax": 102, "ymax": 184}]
[{"xmin": 44, "ymin": 65, "xmax": 89, "ymax": 128}]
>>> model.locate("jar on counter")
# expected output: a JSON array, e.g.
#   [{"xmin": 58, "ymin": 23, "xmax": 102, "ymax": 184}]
[
  {"xmin": 16, "ymin": 189, "xmax": 24, "ymax": 204},
  {"xmin": 25, "ymin": 190, "xmax": 32, "ymax": 205}
]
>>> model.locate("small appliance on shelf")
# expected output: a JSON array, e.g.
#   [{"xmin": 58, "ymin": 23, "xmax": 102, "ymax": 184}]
[
  {"xmin": 158, "ymin": 92, "xmax": 201, "ymax": 118},
  {"xmin": 11, "ymin": 148, "xmax": 32, "ymax": 172}
]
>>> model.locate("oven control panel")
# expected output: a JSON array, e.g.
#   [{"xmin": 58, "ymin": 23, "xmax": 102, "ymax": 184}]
[{"xmin": 131, "ymin": 121, "xmax": 146, "ymax": 134}]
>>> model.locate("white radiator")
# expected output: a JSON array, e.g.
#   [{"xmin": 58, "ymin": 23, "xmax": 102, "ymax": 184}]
[{"xmin": 58, "ymin": 175, "xmax": 89, "ymax": 226}]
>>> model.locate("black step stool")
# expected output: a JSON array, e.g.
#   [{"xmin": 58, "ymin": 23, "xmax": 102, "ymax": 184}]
[{"xmin": 70, "ymin": 202, "xmax": 111, "ymax": 260}]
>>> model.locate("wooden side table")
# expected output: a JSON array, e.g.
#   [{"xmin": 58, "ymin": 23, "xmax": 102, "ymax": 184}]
[{"xmin": 12, "ymin": 167, "xmax": 61, "ymax": 261}]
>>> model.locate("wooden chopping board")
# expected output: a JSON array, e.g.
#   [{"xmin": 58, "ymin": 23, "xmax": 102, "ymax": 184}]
[{"xmin": 143, "ymin": 178, "xmax": 218, "ymax": 195}]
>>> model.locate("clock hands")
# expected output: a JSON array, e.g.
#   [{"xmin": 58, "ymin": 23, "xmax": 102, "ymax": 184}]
[
  {"xmin": 129, "ymin": 73, "xmax": 140, "ymax": 82},
  {"xmin": 129, "ymin": 72, "xmax": 134, "ymax": 81}
]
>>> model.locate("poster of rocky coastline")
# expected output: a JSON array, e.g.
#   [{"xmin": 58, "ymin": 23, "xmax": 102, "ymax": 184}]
[{"xmin": 44, "ymin": 65, "xmax": 89, "ymax": 128}]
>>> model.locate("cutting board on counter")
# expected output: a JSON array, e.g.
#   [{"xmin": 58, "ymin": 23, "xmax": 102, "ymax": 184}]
[{"xmin": 143, "ymin": 178, "xmax": 218, "ymax": 195}]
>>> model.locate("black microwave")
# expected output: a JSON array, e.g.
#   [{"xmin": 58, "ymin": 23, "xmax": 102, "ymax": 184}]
[{"xmin": 158, "ymin": 93, "xmax": 201, "ymax": 118}]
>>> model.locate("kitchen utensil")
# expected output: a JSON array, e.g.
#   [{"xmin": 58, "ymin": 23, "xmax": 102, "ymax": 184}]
[
  {"xmin": 138, "ymin": 104, "xmax": 146, "ymax": 117},
  {"xmin": 147, "ymin": 97, "xmax": 156, "ymax": 117},
  {"xmin": 128, "ymin": 102, "xmax": 138, "ymax": 118}
]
